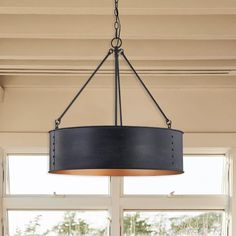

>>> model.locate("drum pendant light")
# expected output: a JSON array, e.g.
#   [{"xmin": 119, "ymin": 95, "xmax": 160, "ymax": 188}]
[{"xmin": 49, "ymin": 0, "xmax": 184, "ymax": 176}]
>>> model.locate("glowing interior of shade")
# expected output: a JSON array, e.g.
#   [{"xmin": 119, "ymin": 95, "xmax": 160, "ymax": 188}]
[{"xmin": 49, "ymin": 169, "xmax": 183, "ymax": 176}]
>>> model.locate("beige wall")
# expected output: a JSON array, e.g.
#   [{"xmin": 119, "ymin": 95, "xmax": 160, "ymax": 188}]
[
  {"xmin": 1, "ymin": 69, "xmax": 236, "ymax": 236},
  {"xmin": 0, "ymin": 75, "xmax": 236, "ymax": 133}
]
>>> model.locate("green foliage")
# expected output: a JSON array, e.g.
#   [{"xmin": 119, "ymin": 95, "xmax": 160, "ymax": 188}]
[
  {"xmin": 90, "ymin": 227, "xmax": 108, "ymax": 236},
  {"xmin": 123, "ymin": 212, "xmax": 222, "ymax": 236},
  {"xmin": 152, "ymin": 214, "xmax": 168, "ymax": 236},
  {"xmin": 14, "ymin": 228, "xmax": 23, "ymax": 236},
  {"xmin": 14, "ymin": 211, "xmax": 222, "ymax": 236},
  {"xmin": 25, "ymin": 215, "xmax": 41, "ymax": 235},
  {"xmin": 14, "ymin": 215, "xmax": 50, "ymax": 236},
  {"xmin": 14, "ymin": 211, "xmax": 107, "ymax": 236},
  {"xmin": 52, "ymin": 212, "xmax": 90, "ymax": 235},
  {"xmin": 123, "ymin": 213, "xmax": 153, "ymax": 235},
  {"xmin": 170, "ymin": 212, "xmax": 222, "ymax": 235}
]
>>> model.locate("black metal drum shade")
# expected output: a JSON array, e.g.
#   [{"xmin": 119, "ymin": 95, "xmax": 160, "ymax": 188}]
[{"xmin": 49, "ymin": 126, "xmax": 183, "ymax": 176}]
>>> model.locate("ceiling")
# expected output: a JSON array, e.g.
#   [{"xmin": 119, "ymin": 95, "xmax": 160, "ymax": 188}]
[
  {"xmin": 0, "ymin": 0, "xmax": 236, "ymax": 84},
  {"xmin": 0, "ymin": 0, "xmax": 236, "ymax": 133}
]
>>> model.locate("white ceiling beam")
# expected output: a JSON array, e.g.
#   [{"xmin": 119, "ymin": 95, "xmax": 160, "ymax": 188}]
[
  {"xmin": 0, "ymin": 68, "xmax": 234, "ymax": 76},
  {"xmin": 0, "ymin": 39, "xmax": 235, "ymax": 61},
  {"xmin": 1, "ymin": 75, "xmax": 236, "ymax": 89},
  {"xmin": 1, "ymin": 59, "xmax": 236, "ymax": 70}
]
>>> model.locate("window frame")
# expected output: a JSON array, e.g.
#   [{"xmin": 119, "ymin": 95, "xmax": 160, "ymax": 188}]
[
  {"xmin": 119, "ymin": 150, "xmax": 230, "ymax": 236},
  {"xmin": 0, "ymin": 135, "xmax": 233, "ymax": 236}
]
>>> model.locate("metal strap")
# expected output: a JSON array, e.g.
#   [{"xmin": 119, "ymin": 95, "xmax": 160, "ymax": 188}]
[
  {"xmin": 120, "ymin": 50, "xmax": 172, "ymax": 128},
  {"xmin": 55, "ymin": 49, "xmax": 114, "ymax": 129},
  {"xmin": 114, "ymin": 47, "xmax": 123, "ymax": 126}
]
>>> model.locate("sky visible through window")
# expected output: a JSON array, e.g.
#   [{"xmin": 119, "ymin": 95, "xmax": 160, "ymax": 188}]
[
  {"xmin": 8, "ymin": 155, "xmax": 109, "ymax": 195},
  {"xmin": 8, "ymin": 155, "xmax": 226, "ymax": 195},
  {"xmin": 124, "ymin": 155, "xmax": 226, "ymax": 195}
]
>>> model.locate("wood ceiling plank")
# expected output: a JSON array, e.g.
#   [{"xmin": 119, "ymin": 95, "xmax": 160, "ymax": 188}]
[
  {"xmin": 1, "ymin": 7, "xmax": 236, "ymax": 15},
  {"xmin": 1, "ymin": 59, "xmax": 236, "ymax": 69},
  {"xmin": 0, "ymin": 39, "xmax": 235, "ymax": 61},
  {"xmin": 1, "ymin": 0, "xmax": 236, "ymax": 9},
  {"xmin": 1, "ymin": 75, "xmax": 236, "ymax": 89},
  {"xmin": 0, "ymin": 15, "xmax": 236, "ymax": 40}
]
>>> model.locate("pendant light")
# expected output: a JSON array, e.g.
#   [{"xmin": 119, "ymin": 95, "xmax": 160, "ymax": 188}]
[{"xmin": 49, "ymin": 0, "xmax": 184, "ymax": 176}]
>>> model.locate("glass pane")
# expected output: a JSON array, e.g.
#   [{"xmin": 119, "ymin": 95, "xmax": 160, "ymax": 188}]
[
  {"xmin": 8, "ymin": 155, "xmax": 109, "ymax": 195},
  {"xmin": 123, "ymin": 211, "xmax": 224, "ymax": 236},
  {"xmin": 124, "ymin": 155, "xmax": 226, "ymax": 195},
  {"xmin": 8, "ymin": 210, "xmax": 109, "ymax": 236}
]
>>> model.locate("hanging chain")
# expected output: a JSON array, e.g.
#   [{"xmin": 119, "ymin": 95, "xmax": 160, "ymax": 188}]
[
  {"xmin": 54, "ymin": 49, "xmax": 114, "ymax": 129},
  {"xmin": 111, "ymin": 0, "xmax": 122, "ymax": 48},
  {"xmin": 114, "ymin": 0, "xmax": 121, "ymax": 39}
]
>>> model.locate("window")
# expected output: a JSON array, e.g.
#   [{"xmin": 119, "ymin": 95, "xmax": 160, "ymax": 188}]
[
  {"xmin": 123, "ymin": 211, "xmax": 224, "ymax": 236},
  {"xmin": 8, "ymin": 210, "xmax": 109, "ymax": 236},
  {"xmin": 2, "ymin": 153, "xmax": 230, "ymax": 236},
  {"xmin": 7, "ymin": 155, "xmax": 109, "ymax": 195},
  {"xmin": 124, "ymin": 155, "xmax": 226, "ymax": 195}
]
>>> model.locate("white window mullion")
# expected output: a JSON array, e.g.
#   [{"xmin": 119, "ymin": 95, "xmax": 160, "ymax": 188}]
[
  {"xmin": 3, "ymin": 196, "xmax": 111, "ymax": 211},
  {"xmin": 0, "ymin": 149, "xmax": 4, "ymax": 236},
  {"xmin": 229, "ymin": 148, "xmax": 236, "ymax": 236},
  {"xmin": 120, "ymin": 195, "xmax": 228, "ymax": 210},
  {"xmin": 110, "ymin": 176, "xmax": 121, "ymax": 236}
]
